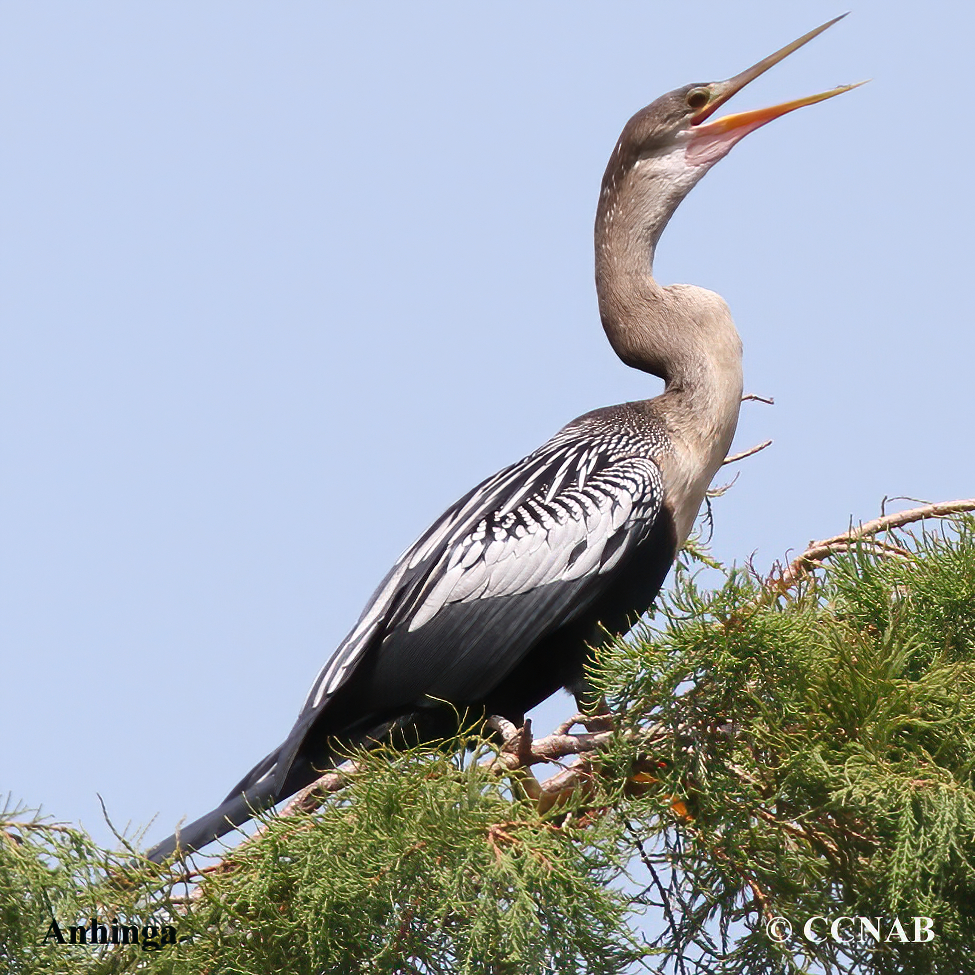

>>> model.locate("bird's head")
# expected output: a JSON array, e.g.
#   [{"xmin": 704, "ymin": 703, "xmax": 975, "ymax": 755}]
[{"xmin": 601, "ymin": 15, "xmax": 862, "ymax": 231}]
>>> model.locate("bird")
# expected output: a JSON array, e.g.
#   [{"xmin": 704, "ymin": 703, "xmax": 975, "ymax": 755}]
[{"xmin": 146, "ymin": 16, "xmax": 858, "ymax": 863}]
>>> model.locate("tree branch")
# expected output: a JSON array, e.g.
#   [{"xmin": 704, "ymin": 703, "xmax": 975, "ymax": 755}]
[
  {"xmin": 159, "ymin": 497, "xmax": 975, "ymax": 892},
  {"xmin": 770, "ymin": 498, "xmax": 975, "ymax": 593},
  {"xmin": 722, "ymin": 440, "xmax": 772, "ymax": 466}
]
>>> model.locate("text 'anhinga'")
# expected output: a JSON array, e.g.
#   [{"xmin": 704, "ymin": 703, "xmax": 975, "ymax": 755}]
[{"xmin": 147, "ymin": 17, "xmax": 858, "ymax": 862}]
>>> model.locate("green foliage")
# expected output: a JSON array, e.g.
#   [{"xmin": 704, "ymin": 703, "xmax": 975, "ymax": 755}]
[
  {"xmin": 4, "ymin": 515, "xmax": 975, "ymax": 974},
  {"xmin": 595, "ymin": 517, "xmax": 975, "ymax": 974},
  {"xmin": 1, "ymin": 742, "xmax": 640, "ymax": 975},
  {"xmin": 0, "ymin": 797, "xmax": 181, "ymax": 974},
  {"xmin": 179, "ymin": 740, "xmax": 639, "ymax": 974}
]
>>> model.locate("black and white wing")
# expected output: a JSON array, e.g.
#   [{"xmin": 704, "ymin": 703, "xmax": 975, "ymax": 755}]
[
  {"xmin": 300, "ymin": 419, "xmax": 666, "ymax": 715},
  {"xmin": 146, "ymin": 416, "xmax": 670, "ymax": 862}
]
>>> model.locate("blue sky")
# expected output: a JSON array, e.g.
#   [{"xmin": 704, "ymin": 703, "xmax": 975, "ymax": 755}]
[{"xmin": 2, "ymin": 1, "xmax": 972, "ymax": 858}]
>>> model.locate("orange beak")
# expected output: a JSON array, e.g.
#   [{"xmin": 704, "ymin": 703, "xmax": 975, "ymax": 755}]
[
  {"xmin": 696, "ymin": 82, "xmax": 864, "ymax": 135},
  {"xmin": 687, "ymin": 15, "xmax": 865, "ymax": 161}
]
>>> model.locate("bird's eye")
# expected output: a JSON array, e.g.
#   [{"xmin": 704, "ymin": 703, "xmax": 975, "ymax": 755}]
[{"xmin": 686, "ymin": 88, "xmax": 710, "ymax": 110}]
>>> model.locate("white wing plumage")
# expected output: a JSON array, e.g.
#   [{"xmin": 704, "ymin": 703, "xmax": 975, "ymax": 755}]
[{"xmin": 302, "ymin": 423, "xmax": 665, "ymax": 713}]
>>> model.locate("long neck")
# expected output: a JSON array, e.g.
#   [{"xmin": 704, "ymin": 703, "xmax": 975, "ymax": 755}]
[
  {"xmin": 594, "ymin": 154, "xmax": 743, "ymax": 450},
  {"xmin": 593, "ymin": 153, "xmax": 744, "ymax": 518},
  {"xmin": 595, "ymin": 149, "xmax": 702, "ymax": 383}
]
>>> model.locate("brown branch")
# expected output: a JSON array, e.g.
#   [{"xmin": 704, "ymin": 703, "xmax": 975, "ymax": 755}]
[
  {"xmin": 2, "ymin": 820, "xmax": 76, "ymax": 837},
  {"xmin": 157, "ymin": 717, "xmax": 641, "ymax": 884},
  {"xmin": 742, "ymin": 393, "xmax": 775, "ymax": 405},
  {"xmin": 771, "ymin": 498, "xmax": 975, "ymax": 594},
  {"xmin": 706, "ymin": 471, "xmax": 739, "ymax": 499},
  {"xmin": 751, "ymin": 807, "xmax": 840, "ymax": 859},
  {"xmin": 707, "ymin": 440, "xmax": 772, "ymax": 499},
  {"xmin": 487, "ymin": 717, "xmax": 615, "ymax": 773},
  {"xmin": 722, "ymin": 439, "xmax": 772, "ymax": 466},
  {"xmin": 706, "ymin": 839, "xmax": 775, "ymax": 923},
  {"xmin": 277, "ymin": 760, "xmax": 360, "ymax": 818}
]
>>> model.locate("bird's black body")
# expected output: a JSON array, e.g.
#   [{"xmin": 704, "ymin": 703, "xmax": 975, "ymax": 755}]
[
  {"xmin": 148, "ymin": 403, "xmax": 676, "ymax": 862},
  {"xmin": 145, "ymin": 16, "xmax": 854, "ymax": 863}
]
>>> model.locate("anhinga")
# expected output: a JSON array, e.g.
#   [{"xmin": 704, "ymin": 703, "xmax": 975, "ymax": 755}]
[{"xmin": 147, "ymin": 17, "xmax": 857, "ymax": 862}]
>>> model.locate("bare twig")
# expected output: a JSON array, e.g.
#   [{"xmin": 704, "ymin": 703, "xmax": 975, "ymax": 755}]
[
  {"xmin": 157, "ymin": 718, "xmax": 635, "ymax": 882},
  {"xmin": 706, "ymin": 471, "xmax": 739, "ymax": 499},
  {"xmin": 750, "ymin": 807, "xmax": 841, "ymax": 860},
  {"xmin": 707, "ymin": 439, "xmax": 771, "ymax": 499},
  {"xmin": 623, "ymin": 819, "xmax": 689, "ymax": 975},
  {"xmin": 771, "ymin": 498, "xmax": 975, "ymax": 593},
  {"xmin": 722, "ymin": 439, "xmax": 773, "ymax": 466},
  {"xmin": 277, "ymin": 760, "xmax": 360, "ymax": 819},
  {"xmin": 742, "ymin": 393, "xmax": 774, "ymax": 405},
  {"xmin": 708, "ymin": 840, "xmax": 775, "ymax": 923}
]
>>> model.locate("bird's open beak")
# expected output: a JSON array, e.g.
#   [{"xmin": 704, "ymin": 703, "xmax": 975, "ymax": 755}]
[{"xmin": 686, "ymin": 15, "xmax": 864, "ymax": 163}]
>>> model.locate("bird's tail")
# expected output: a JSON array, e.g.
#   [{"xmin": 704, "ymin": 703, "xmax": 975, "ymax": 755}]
[
  {"xmin": 144, "ymin": 746, "xmax": 287, "ymax": 864},
  {"xmin": 143, "ymin": 708, "xmax": 339, "ymax": 864}
]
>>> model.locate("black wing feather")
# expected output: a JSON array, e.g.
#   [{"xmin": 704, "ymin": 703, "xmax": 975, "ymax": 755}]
[
  {"xmin": 300, "ymin": 424, "xmax": 664, "ymax": 721},
  {"xmin": 146, "ymin": 414, "xmax": 668, "ymax": 862}
]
